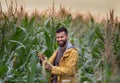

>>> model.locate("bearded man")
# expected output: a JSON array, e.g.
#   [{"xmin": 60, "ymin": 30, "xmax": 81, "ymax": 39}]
[{"xmin": 38, "ymin": 27, "xmax": 78, "ymax": 83}]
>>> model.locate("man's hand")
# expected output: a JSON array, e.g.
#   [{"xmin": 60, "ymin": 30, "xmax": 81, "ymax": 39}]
[
  {"xmin": 38, "ymin": 52, "xmax": 45, "ymax": 62},
  {"xmin": 45, "ymin": 63, "xmax": 52, "ymax": 71}
]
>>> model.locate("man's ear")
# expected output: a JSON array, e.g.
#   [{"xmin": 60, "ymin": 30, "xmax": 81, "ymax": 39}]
[{"xmin": 66, "ymin": 36, "xmax": 68, "ymax": 40}]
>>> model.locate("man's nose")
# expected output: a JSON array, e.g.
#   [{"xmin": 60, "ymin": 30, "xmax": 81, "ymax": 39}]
[{"xmin": 58, "ymin": 38, "xmax": 62, "ymax": 41}]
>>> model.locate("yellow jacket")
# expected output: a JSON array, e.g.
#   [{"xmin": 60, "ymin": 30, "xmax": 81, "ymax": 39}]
[{"xmin": 48, "ymin": 43, "xmax": 78, "ymax": 83}]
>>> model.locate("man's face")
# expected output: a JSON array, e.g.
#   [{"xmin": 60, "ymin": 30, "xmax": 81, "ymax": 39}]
[{"xmin": 56, "ymin": 31, "xmax": 67, "ymax": 47}]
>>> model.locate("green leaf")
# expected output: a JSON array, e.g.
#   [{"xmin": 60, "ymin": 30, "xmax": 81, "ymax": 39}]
[
  {"xmin": 9, "ymin": 40, "xmax": 25, "ymax": 49},
  {"xmin": 0, "ymin": 66, "xmax": 8, "ymax": 76}
]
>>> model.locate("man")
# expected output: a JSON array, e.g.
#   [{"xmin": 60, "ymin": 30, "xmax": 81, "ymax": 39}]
[{"xmin": 38, "ymin": 27, "xmax": 78, "ymax": 83}]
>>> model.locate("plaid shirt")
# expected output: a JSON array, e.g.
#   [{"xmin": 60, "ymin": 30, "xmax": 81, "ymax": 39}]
[{"xmin": 51, "ymin": 47, "xmax": 66, "ymax": 83}]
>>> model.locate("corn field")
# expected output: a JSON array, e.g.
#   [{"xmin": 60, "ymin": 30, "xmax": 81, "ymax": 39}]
[{"xmin": 0, "ymin": 1, "xmax": 120, "ymax": 83}]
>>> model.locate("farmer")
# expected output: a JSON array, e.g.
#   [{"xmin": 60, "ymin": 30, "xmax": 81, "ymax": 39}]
[{"xmin": 38, "ymin": 27, "xmax": 78, "ymax": 83}]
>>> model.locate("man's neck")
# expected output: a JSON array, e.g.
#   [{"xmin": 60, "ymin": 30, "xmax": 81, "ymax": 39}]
[{"xmin": 60, "ymin": 42, "xmax": 67, "ymax": 50}]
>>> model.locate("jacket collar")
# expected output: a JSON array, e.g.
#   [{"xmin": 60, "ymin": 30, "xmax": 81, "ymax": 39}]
[{"xmin": 57, "ymin": 42, "xmax": 75, "ymax": 57}]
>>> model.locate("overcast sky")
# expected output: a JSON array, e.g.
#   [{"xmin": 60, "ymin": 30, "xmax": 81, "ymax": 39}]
[{"xmin": 0, "ymin": 0, "xmax": 120, "ymax": 16}]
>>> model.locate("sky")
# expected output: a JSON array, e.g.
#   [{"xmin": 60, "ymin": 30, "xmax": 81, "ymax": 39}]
[{"xmin": 0, "ymin": 0, "xmax": 120, "ymax": 16}]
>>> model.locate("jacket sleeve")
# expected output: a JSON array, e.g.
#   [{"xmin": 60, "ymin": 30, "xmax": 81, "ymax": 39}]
[
  {"xmin": 51, "ymin": 49, "xmax": 78, "ymax": 76},
  {"xmin": 48, "ymin": 50, "xmax": 57, "ymax": 64}
]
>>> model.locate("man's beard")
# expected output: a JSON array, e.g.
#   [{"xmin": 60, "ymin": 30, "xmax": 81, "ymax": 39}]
[{"xmin": 58, "ymin": 40, "xmax": 67, "ymax": 47}]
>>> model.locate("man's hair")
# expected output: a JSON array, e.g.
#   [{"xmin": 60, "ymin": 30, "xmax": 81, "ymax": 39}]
[{"xmin": 56, "ymin": 27, "xmax": 68, "ymax": 35}]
